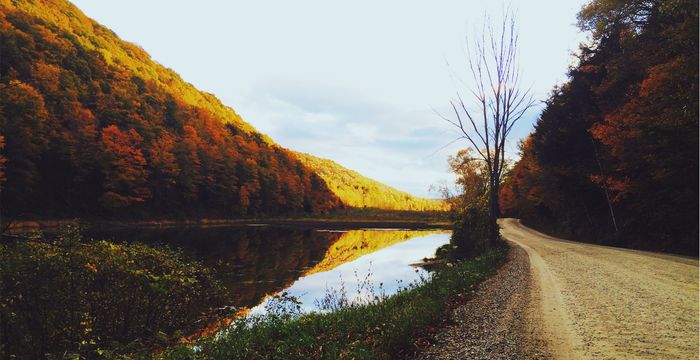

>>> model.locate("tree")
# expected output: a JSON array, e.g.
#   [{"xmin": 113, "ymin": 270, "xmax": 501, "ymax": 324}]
[
  {"xmin": 99, "ymin": 125, "xmax": 150, "ymax": 209},
  {"xmin": 0, "ymin": 134, "xmax": 5, "ymax": 192},
  {"xmin": 446, "ymin": 148, "xmax": 491, "ymax": 257},
  {"xmin": 0, "ymin": 81, "xmax": 49, "ymax": 212},
  {"xmin": 148, "ymin": 132, "xmax": 180, "ymax": 207},
  {"xmin": 438, "ymin": 12, "xmax": 535, "ymax": 244},
  {"xmin": 501, "ymin": 0, "xmax": 698, "ymax": 255}
]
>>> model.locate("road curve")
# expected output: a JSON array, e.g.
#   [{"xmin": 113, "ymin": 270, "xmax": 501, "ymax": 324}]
[{"xmin": 499, "ymin": 218, "xmax": 699, "ymax": 359}]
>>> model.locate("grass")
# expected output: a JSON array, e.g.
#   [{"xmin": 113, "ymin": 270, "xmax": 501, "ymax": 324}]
[{"xmin": 159, "ymin": 245, "xmax": 507, "ymax": 360}]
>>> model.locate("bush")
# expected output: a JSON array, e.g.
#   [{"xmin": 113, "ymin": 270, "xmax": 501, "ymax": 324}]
[
  {"xmin": 449, "ymin": 205, "xmax": 490, "ymax": 259},
  {"xmin": 0, "ymin": 224, "xmax": 226, "ymax": 358}
]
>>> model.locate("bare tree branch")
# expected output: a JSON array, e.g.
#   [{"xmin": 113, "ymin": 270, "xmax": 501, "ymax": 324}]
[{"xmin": 438, "ymin": 10, "xmax": 536, "ymax": 243}]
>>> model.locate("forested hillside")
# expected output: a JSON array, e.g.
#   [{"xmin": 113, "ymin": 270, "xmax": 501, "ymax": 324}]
[
  {"xmin": 0, "ymin": 0, "xmax": 444, "ymax": 220},
  {"xmin": 0, "ymin": 0, "xmax": 349, "ymax": 218},
  {"xmin": 295, "ymin": 152, "xmax": 446, "ymax": 211},
  {"xmin": 500, "ymin": 0, "xmax": 698, "ymax": 255}
]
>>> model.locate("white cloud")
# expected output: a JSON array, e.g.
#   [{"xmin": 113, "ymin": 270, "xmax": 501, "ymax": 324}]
[{"xmin": 233, "ymin": 80, "xmax": 459, "ymax": 197}]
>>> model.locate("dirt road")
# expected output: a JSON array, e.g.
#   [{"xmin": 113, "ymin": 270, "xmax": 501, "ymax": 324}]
[{"xmin": 500, "ymin": 218, "xmax": 699, "ymax": 359}]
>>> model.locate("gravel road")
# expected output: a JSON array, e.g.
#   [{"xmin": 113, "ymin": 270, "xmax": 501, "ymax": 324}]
[
  {"xmin": 501, "ymin": 218, "xmax": 699, "ymax": 359},
  {"xmin": 413, "ymin": 219, "xmax": 698, "ymax": 359}
]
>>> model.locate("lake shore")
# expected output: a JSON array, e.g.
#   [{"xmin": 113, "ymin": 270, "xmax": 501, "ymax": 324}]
[
  {"xmin": 160, "ymin": 246, "xmax": 507, "ymax": 359},
  {"xmin": 4, "ymin": 213, "xmax": 452, "ymax": 233}
]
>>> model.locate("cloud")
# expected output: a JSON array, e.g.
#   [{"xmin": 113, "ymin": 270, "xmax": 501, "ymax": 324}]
[{"xmin": 235, "ymin": 79, "xmax": 460, "ymax": 197}]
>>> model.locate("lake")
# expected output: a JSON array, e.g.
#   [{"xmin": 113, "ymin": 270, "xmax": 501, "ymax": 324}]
[{"xmin": 87, "ymin": 225, "xmax": 451, "ymax": 314}]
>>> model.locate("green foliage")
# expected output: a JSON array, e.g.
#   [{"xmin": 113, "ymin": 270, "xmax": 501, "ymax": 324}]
[
  {"xmin": 0, "ymin": 224, "xmax": 226, "ymax": 358},
  {"xmin": 159, "ymin": 248, "xmax": 506, "ymax": 360},
  {"xmin": 450, "ymin": 206, "xmax": 490, "ymax": 259}
]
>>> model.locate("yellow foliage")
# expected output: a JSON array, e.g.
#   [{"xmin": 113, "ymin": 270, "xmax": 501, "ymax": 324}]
[
  {"xmin": 294, "ymin": 152, "xmax": 447, "ymax": 211},
  {"xmin": 305, "ymin": 229, "xmax": 449, "ymax": 275},
  {"xmin": 0, "ymin": 0, "xmax": 266, "ymax": 141}
]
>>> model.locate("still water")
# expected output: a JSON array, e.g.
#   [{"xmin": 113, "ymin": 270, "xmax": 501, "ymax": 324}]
[{"xmin": 88, "ymin": 225, "xmax": 450, "ymax": 314}]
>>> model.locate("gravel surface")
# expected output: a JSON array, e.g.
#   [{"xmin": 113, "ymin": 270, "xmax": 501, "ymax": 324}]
[
  {"xmin": 414, "ymin": 242, "xmax": 547, "ymax": 360},
  {"xmin": 414, "ymin": 219, "xmax": 699, "ymax": 359},
  {"xmin": 501, "ymin": 218, "xmax": 699, "ymax": 359}
]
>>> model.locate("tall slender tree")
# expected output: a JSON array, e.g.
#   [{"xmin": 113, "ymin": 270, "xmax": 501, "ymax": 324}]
[{"xmin": 438, "ymin": 12, "xmax": 535, "ymax": 244}]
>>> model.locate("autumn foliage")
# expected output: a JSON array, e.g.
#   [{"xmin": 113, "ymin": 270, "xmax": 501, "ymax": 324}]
[
  {"xmin": 294, "ymin": 152, "xmax": 446, "ymax": 212},
  {"xmin": 501, "ymin": 0, "xmax": 698, "ymax": 255},
  {"xmin": 0, "ymin": 0, "xmax": 343, "ymax": 218}
]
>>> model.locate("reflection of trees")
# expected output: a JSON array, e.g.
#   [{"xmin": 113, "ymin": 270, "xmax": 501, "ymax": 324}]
[
  {"xmin": 88, "ymin": 226, "xmax": 342, "ymax": 307},
  {"xmin": 87, "ymin": 227, "xmax": 448, "ymax": 311},
  {"xmin": 305, "ymin": 229, "xmax": 449, "ymax": 275}
]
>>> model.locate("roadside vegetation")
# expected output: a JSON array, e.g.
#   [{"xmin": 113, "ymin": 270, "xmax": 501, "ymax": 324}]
[{"xmin": 160, "ymin": 246, "xmax": 505, "ymax": 360}]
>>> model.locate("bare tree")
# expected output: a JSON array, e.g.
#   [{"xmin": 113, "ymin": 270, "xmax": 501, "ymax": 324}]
[{"xmin": 437, "ymin": 12, "xmax": 536, "ymax": 244}]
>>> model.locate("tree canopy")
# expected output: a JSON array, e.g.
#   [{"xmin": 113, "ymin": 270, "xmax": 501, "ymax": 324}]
[{"xmin": 501, "ymin": 0, "xmax": 698, "ymax": 255}]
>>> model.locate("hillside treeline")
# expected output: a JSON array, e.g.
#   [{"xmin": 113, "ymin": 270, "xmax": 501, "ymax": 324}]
[
  {"xmin": 0, "ymin": 0, "xmax": 344, "ymax": 219},
  {"xmin": 501, "ymin": 0, "xmax": 698, "ymax": 255},
  {"xmin": 294, "ymin": 152, "xmax": 446, "ymax": 212}
]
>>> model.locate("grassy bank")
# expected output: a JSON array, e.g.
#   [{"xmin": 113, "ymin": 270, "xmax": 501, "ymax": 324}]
[{"xmin": 160, "ymin": 246, "xmax": 507, "ymax": 359}]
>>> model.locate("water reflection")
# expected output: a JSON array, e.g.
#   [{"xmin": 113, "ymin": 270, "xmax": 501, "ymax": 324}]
[
  {"xmin": 87, "ymin": 226, "xmax": 450, "ymax": 313},
  {"xmin": 87, "ymin": 226, "xmax": 340, "ymax": 307},
  {"xmin": 252, "ymin": 231, "xmax": 450, "ymax": 314}
]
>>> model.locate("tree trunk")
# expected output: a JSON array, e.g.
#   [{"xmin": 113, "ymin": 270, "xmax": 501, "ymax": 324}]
[{"xmin": 488, "ymin": 181, "xmax": 501, "ymax": 245}]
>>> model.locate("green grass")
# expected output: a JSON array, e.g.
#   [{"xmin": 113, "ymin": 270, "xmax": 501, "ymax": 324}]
[{"xmin": 159, "ymin": 246, "xmax": 507, "ymax": 360}]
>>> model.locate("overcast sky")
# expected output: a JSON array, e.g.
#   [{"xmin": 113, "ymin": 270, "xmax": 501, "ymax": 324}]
[{"xmin": 71, "ymin": 0, "xmax": 589, "ymax": 198}]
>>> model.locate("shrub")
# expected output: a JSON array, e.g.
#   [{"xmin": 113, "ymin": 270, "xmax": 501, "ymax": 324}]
[
  {"xmin": 449, "ymin": 205, "xmax": 490, "ymax": 259},
  {"xmin": 0, "ymin": 224, "xmax": 226, "ymax": 358}
]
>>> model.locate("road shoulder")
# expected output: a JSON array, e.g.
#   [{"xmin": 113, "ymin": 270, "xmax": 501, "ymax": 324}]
[{"xmin": 413, "ymin": 243, "xmax": 550, "ymax": 359}]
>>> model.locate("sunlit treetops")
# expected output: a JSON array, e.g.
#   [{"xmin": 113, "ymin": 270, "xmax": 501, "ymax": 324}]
[
  {"xmin": 294, "ymin": 152, "xmax": 448, "ymax": 212},
  {"xmin": 0, "ymin": 0, "xmax": 261, "ymax": 138}
]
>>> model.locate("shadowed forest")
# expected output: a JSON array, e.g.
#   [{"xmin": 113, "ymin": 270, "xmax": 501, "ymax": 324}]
[{"xmin": 501, "ymin": 0, "xmax": 698, "ymax": 255}]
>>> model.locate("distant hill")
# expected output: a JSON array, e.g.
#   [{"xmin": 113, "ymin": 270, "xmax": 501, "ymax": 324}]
[{"xmin": 295, "ymin": 152, "xmax": 446, "ymax": 211}]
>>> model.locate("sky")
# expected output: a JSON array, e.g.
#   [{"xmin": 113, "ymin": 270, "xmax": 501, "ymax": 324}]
[{"xmin": 71, "ymin": 0, "xmax": 589, "ymax": 198}]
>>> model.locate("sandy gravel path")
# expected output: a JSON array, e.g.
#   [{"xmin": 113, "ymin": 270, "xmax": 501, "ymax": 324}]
[
  {"xmin": 414, "ymin": 243, "xmax": 547, "ymax": 359},
  {"xmin": 500, "ymin": 218, "xmax": 699, "ymax": 359}
]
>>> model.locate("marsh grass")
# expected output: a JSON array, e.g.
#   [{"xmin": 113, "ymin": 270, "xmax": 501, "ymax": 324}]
[{"xmin": 160, "ymin": 246, "xmax": 506, "ymax": 359}]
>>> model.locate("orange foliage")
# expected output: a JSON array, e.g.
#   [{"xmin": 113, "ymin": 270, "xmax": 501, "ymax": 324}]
[
  {"xmin": 502, "ymin": 0, "xmax": 698, "ymax": 254},
  {"xmin": 99, "ymin": 125, "xmax": 150, "ymax": 207},
  {"xmin": 0, "ymin": 135, "xmax": 5, "ymax": 191},
  {"xmin": 0, "ymin": 0, "xmax": 348, "ymax": 217}
]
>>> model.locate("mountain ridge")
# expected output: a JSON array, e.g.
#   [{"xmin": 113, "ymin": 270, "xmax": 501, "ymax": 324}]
[
  {"xmin": 294, "ymin": 151, "xmax": 446, "ymax": 211},
  {"xmin": 0, "ymin": 0, "xmax": 443, "ymax": 217}
]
